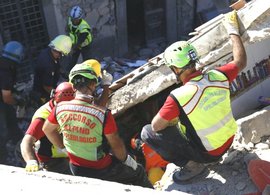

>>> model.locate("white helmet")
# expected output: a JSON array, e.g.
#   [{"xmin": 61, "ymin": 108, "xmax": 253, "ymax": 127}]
[
  {"xmin": 48, "ymin": 35, "xmax": 72, "ymax": 56},
  {"xmin": 70, "ymin": 5, "xmax": 83, "ymax": 19}
]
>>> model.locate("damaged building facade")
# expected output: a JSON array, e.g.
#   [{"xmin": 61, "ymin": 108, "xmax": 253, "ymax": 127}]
[
  {"xmin": 1, "ymin": 0, "xmax": 269, "ymax": 146},
  {"xmin": 0, "ymin": 0, "xmax": 232, "ymax": 82}
]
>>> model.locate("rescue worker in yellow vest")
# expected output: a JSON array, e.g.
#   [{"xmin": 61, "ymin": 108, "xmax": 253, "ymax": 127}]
[
  {"xmin": 20, "ymin": 82, "xmax": 75, "ymax": 173},
  {"xmin": 42, "ymin": 63, "xmax": 153, "ymax": 188},
  {"xmin": 66, "ymin": 5, "xmax": 92, "ymax": 72},
  {"xmin": 141, "ymin": 10, "xmax": 247, "ymax": 183}
]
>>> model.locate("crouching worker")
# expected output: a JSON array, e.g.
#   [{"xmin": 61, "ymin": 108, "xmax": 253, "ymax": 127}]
[
  {"xmin": 42, "ymin": 63, "xmax": 153, "ymax": 188},
  {"xmin": 141, "ymin": 10, "xmax": 247, "ymax": 183},
  {"xmin": 20, "ymin": 82, "xmax": 75, "ymax": 174}
]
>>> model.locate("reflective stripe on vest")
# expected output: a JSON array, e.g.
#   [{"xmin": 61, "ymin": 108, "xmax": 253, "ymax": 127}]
[
  {"xmin": 55, "ymin": 100, "xmax": 106, "ymax": 161},
  {"xmin": 196, "ymin": 111, "xmax": 234, "ymax": 151},
  {"xmin": 68, "ymin": 18, "xmax": 92, "ymax": 47},
  {"xmin": 171, "ymin": 70, "xmax": 237, "ymax": 151}
]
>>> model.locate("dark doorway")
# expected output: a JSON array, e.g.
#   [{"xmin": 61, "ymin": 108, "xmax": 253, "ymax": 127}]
[
  {"xmin": 126, "ymin": 0, "xmax": 166, "ymax": 55},
  {"xmin": 126, "ymin": 0, "xmax": 146, "ymax": 52},
  {"xmin": 143, "ymin": 0, "xmax": 166, "ymax": 44}
]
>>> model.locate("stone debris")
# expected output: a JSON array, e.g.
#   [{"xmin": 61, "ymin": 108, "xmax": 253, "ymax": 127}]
[
  {"xmin": 2, "ymin": 1, "xmax": 270, "ymax": 194},
  {"xmin": 236, "ymin": 181, "xmax": 246, "ymax": 191},
  {"xmin": 154, "ymin": 105, "xmax": 270, "ymax": 195}
]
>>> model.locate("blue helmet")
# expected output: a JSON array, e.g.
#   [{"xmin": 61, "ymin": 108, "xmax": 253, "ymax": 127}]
[
  {"xmin": 2, "ymin": 41, "xmax": 24, "ymax": 63},
  {"xmin": 70, "ymin": 5, "xmax": 83, "ymax": 19}
]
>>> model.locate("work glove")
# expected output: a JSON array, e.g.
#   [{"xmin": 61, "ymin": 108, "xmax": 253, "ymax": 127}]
[
  {"xmin": 61, "ymin": 148, "xmax": 68, "ymax": 155},
  {"xmin": 223, "ymin": 10, "xmax": 240, "ymax": 36},
  {"xmin": 123, "ymin": 154, "xmax": 138, "ymax": 170},
  {"xmin": 101, "ymin": 70, "xmax": 113, "ymax": 86},
  {"xmin": 51, "ymin": 146, "xmax": 68, "ymax": 158},
  {"xmin": 25, "ymin": 160, "xmax": 39, "ymax": 172}
]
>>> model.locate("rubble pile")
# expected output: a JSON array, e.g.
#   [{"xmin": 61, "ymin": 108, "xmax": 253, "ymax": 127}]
[
  {"xmin": 2, "ymin": 1, "xmax": 270, "ymax": 194},
  {"xmin": 154, "ymin": 105, "xmax": 270, "ymax": 194}
]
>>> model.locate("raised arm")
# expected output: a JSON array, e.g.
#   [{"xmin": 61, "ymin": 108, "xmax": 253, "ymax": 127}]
[
  {"xmin": 223, "ymin": 10, "xmax": 247, "ymax": 72},
  {"xmin": 230, "ymin": 34, "xmax": 247, "ymax": 72}
]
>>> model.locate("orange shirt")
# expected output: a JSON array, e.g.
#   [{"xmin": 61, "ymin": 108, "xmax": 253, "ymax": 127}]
[{"xmin": 142, "ymin": 143, "xmax": 169, "ymax": 172}]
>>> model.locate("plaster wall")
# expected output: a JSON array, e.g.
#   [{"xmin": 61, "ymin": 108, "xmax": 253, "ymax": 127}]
[
  {"xmin": 232, "ymin": 38, "xmax": 270, "ymax": 118},
  {"xmin": 42, "ymin": 0, "xmax": 117, "ymax": 58}
]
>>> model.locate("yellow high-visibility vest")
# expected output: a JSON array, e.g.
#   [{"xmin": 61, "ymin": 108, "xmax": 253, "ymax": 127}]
[
  {"xmin": 67, "ymin": 18, "xmax": 92, "ymax": 47},
  {"xmin": 55, "ymin": 100, "xmax": 106, "ymax": 161},
  {"xmin": 171, "ymin": 70, "xmax": 237, "ymax": 151}
]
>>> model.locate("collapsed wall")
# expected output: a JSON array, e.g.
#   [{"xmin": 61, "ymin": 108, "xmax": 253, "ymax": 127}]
[{"xmin": 108, "ymin": 0, "xmax": 270, "ymax": 117}]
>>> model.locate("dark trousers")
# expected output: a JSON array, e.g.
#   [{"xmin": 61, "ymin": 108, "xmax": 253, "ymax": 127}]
[
  {"xmin": 0, "ymin": 102, "xmax": 23, "ymax": 163},
  {"xmin": 67, "ymin": 44, "xmax": 92, "ymax": 73},
  {"xmin": 0, "ymin": 102, "xmax": 23, "ymax": 143},
  {"xmin": 42, "ymin": 158, "xmax": 71, "ymax": 175},
  {"xmin": 141, "ymin": 124, "xmax": 222, "ymax": 167},
  {"xmin": 70, "ymin": 156, "xmax": 153, "ymax": 188}
]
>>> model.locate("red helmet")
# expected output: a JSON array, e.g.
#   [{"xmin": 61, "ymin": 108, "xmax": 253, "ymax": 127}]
[{"xmin": 51, "ymin": 82, "xmax": 75, "ymax": 103}]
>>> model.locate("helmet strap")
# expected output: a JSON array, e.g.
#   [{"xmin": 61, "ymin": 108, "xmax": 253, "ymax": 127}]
[
  {"xmin": 171, "ymin": 62, "xmax": 196, "ymax": 83},
  {"xmin": 170, "ymin": 67, "xmax": 186, "ymax": 82},
  {"xmin": 176, "ymin": 68, "xmax": 186, "ymax": 78}
]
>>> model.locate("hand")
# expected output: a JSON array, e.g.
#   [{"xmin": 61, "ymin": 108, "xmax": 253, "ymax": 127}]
[
  {"xmin": 223, "ymin": 10, "xmax": 240, "ymax": 36},
  {"xmin": 101, "ymin": 70, "xmax": 113, "ymax": 86},
  {"xmin": 123, "ymin": 154, "xmax": 138, "ymax": 170},
  {"xmin": 25, "ymin": 160, "xmax": 39, "ymax": 172}
]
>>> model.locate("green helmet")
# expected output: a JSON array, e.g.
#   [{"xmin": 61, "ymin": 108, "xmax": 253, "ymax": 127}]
[
  {"xmin": 164, "ymin": 41, "xmax": 198, "ymax": 68},
  {"xmin": 48, "ymin": 35, "xmax": 72, "ymax": 56},
  {"xmin": 69, "ymin": 63, "xmax": 98, "ymax": 84}
]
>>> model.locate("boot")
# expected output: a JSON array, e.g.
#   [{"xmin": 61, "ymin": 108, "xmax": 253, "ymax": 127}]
[{"xmin": 173, "ymin": 161, "xmax": 206, "ymax": 183}]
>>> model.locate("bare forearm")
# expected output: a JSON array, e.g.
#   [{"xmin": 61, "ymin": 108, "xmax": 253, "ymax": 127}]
[
  {"xmin": 106, "ymin": 133, "xmax": 127, "ymax": 161},
  {"xmin": 231, "ymin": 34, "xmax": 247, "ymax": 72},
  {"xmin": 112, "ymin": 140, "xmax": 127, "ymax": 161},
  {"xmin": 43, "ymin": 121, "xmax": 64, "ymax": 149},
  {"xmin": 96, "ymin": 86, "xmax": 110, "ymax": 107},
  {"xmin": 2, "ymin": 90, "xmax": 16, "ymax": 105},
  {"xmin": 46, "ymin": 131, "xmax": 64, "ymax": 149},
  {"xmin": 151, "ymin": 113, "xmax": 169, "ymax": 132},
  {"xmin": 20, "ymin": 140, "xmax": 37, "ymax": 162}
]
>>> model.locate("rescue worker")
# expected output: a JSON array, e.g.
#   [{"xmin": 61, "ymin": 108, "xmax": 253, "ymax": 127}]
[
  {"xmin": 66, "ymin": 5, "xmax": 93, "ymax": 71},
  {"xmin": 33, "ymin": 35, "xmax": 72, "ymax": 106},
  {"xmin": 42, "ymin": 63, "xmax": 153, "ymax": 188},
  {"xmin": 141, "ymin": 10, "xmax": 247, "ymax": 183},
  {"xmin": 0, "ymin": 41, "xmax": 25, "ymax": 164},
  {"xmin": 20, "ymin": 82, "xmax": 75, "ymax": 173}
]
